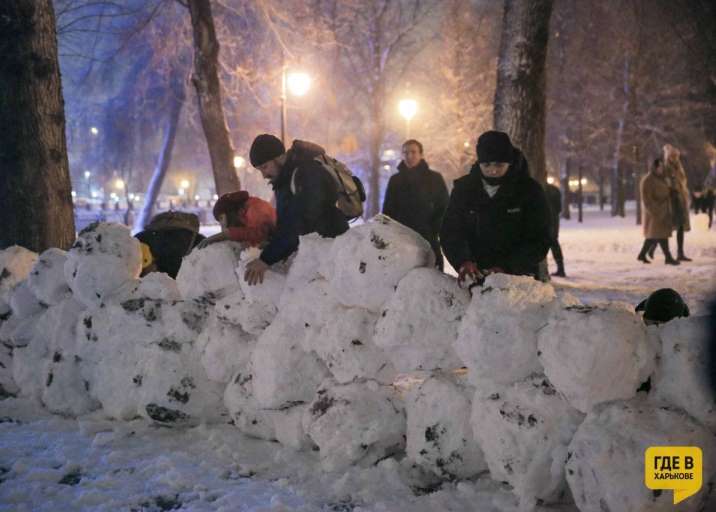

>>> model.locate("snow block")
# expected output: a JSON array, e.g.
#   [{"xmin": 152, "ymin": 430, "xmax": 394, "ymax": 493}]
[
  {"xmin": 39, "ymin": 298, "xmax": 99, "ymax": 416},
  {"xmin": 78, "ymin": 297, "xmax": 224, "ymax": 424},
  {"xmin": 176, "ymin": 241, "xmax": 243, "ymax": 299},
  {"xmin": 64, "ymin": 222, "xmax": 142, "ymax": 308},
  {"xmin": 11, "ymin": 310, "xmax": 55, "ymax": 402},
  {"xmin": 0, "ymin": 245, "xmax": 38, "ymax": 314},
  {"xmin": 234, "ymin": 248, "xmax": 287, "ymax": 335},
  {"xmin": 9, "ymin": 281, "xmax": 44, "ymax": 320},
  {"xmin": 251, "ymin": 318, "xmax": 329, "ymax": 409},
  {"xmin": 538, "ymin": 302, "xmax": 656, "ymax": 413},
  {"xmin": 303, "ymin": 379, "xmax": 407, "ymax": 472},
  {"xmin": 327, "ymin": 215, "xmax": 434, "ymax": 312},
  {"xmin": 310, "ymin": 305, "xmax": 396, "ymax": 384},
  {"xmin": 405, "ymin": 372, "xmax": 487, "ymax": 480},
  {"xmin": 566, "ymin": 399, "xmax": 716, "ymax": 512},
  {"xmin": 197, "ymin": 311, "xmax": 256, "ymax": 384},
  {"xmin": 110, "ymin": 272, "xmax": 182, "ymax": 303},
  {"xmin": 455, "ymin": 274, "xmax": 555, "ymax": 385},
  {"xmin": 0, "ymin": 336, "xmax": 18, "ymax": 399},
  {"xmin": 224, "ymin": 368, "xmax": 277, "ymax": 442},
  {"xmin": 650, "ymin": 316, "xmax": 716, "ymax": 431},
  {"xmin": 27, "ymin": 248, "xmax": 71, "ymax": 306},
  {"xmin": 470, "ymin": 374, "xmax": 584, "ymax": 507},
  {"xmin": 374, "ymin": 268, "xmax": 468, "ymax": 371}
]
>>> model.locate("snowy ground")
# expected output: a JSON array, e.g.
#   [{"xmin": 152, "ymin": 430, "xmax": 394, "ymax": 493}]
[{"xmin": 1, "ymin": 208, "xmax": 714, "ymax": 512}]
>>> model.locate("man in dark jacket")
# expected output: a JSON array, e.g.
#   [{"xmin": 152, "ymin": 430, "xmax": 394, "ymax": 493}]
[
  {"xmin": 383, "ymin": 139, "xmax": 449, "ymax": 269},
  {"xmin": 544, "ymin": 182, "xmax": 566, "ymax": 277},
  {"xmin": 244, "ymin": 134, "xmax": 349, "ymax": 285},
  {"xmin": 440, "ymin": 131, "xmax": 551, "ymax": 285}
]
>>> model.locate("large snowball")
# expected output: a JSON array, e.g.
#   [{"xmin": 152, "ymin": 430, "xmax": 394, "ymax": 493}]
[
  {"xmin": 9, "ymin": 281, "xmax": 44, "ymax": 319},
  {"xmin": 470, "ymin": 374, "xmax": 584, "ymax": 507},
  {"xmin": 0, "ymin": 245, "xmax": 38, "ymax": 314},
  {"xmin": 303, "ymin": 379, "xmax": 406, "ymax": 472},
  {"xmin": 374, "ymin": 268, "xmax": 468, "ymax": 371},
  {"xmin": 224, "ymin": 368, "xmax": 277, "ymax": 441},
  {"xmin": 567, "ymin": 399, "xmax": 716, "ymax": 512},
  {"xmin": 327, "ymin": 215, "xmax": 434, "ymax": 312},
  {"xmin": 197, "ymin": 311, "xmax": 255, "ymax": 384},
  {"xmin": 455, "ymin": 274, "xmax": 555, "ymax": 385},
  {"xmin": 538, "ymin": 303, "xmax": 656, "ymax": 413},
  {"xmin": 64, "ymin": 223, "xmax": 142, "ymax": 308},
  {"xmin": 251, "ymin": 318, "xmax": 329, "ymax": 409},
  {"xmin": 233, "ymin": 248, "xmax": 287, "ymax": 335},
  {"xmin": 310, "ymin": 305, "xmax": 396, "ymax": 384},
  {"xmin": 650, "ymin": 316, "xmax": 715, "ymax": 431},
  {"xmin": 405, "ymin": 372, "xmax": 487, "ymax": 480},
  {"xmin": 27, "ymin": 248, "xmax": 70, "ymax": 305},
  {"xmin": 77, "ymin": 297, "xmax": 224, "ymax": 424},
  {"xmin": 176, "ymin": 241, "xmax": 243, "ymax": 299}
]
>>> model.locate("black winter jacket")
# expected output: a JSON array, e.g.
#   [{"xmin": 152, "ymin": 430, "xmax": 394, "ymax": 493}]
[
  {"xmin": 440, "ymin": 150, "xmax": 551, "ymax": 277},
  {"xmin": 382, "ymin": 160, "xmax": 449, "ymax": 254},
  {"xmin": 260, "ymin": 141, "xmax": 349, "ymax": 265}
]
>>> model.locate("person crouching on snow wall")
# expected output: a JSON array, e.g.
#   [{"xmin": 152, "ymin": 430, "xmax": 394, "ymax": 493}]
[
  {"xmin": 440, "ymin": 130, "xmax": 551, "ymax": 288},
  {"xmin": 197, "ymin": 191, "xmax": 277, "ymax": 249}
]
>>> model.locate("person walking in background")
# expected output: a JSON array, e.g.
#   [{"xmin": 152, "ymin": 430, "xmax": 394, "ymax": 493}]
[
  {"xmin": 703, "ymin": 144, "xmax": 716, "ymax": 229},
  {"xmin": 662, "ymin": 144, "xmax": 692, "ymax": 261},
  {"xmin": 637, "ymin": 158, "xmax": 679, "ymax": 265},
  {"xmin": 382, "ymin": 139, "xmax": 449, "ymax": 269},
  {"xmin": 440, "ymin": 130, "xmax": 551, "ymax": 285},
  {"xmin": 543, "ymin": 182, "xmax": 566, "ymax": 277}
]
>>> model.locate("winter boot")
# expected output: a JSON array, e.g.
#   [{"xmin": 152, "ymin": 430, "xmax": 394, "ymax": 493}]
[
  {"xmin": 658, "ymin": 240, "xmax": 680, "ymax": 265},
  {"xmin": 552, "ymin": 260, "xmax": 566, "ymax": 277},
  {"xmin": 677, "ymin": 253, "xmax": 692, "ymax": 262},
  {"xmin": 637, "ymin": 240, "xmax": 652, "ymax": 264}
]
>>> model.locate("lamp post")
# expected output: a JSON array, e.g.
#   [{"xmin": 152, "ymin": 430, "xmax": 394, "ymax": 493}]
[
  {"xmin": 398, "ymin": 98, "xmax": 417, "ymax": 139},
  {"xmin": 280, "ymin": 56, "xmax": 311, "ymax": 146}
]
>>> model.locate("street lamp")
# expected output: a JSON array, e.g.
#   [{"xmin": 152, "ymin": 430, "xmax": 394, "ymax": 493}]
[
  {"xmin": 233, "ymin": 156, "xmax": 245, "ymax": 169},
  {"xmin": 90, "ymin": 126, "xmax": 99, "ymax": 136},
  {"xmin": 180, "ymin": 179, "xmax": 190, "ymax": 189},
  {"xmin": 114, "ymin": 178, "xmax": 125, "ymax": 190},
  {"xmin": 398, "ymin": 99, "xmax": 417, "ymax": 138},
  {"xmin": 281, "ymin": 60, "xmax": 311, "ymax": 145}
]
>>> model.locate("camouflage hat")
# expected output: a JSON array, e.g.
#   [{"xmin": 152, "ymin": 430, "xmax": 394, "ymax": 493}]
[
  {"xmin": 635, "ymin": 288, "xmax": 690, "ymax": 324},
  {"xmin": 145, "ymin": 211, "xmax": 200, "ymax": 233}
]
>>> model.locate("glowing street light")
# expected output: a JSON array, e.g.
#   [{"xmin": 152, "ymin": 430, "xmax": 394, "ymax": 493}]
[
  {"xmin": 280, "ymin": 59, "xmax": 312, "ymax": 145},
  {"xmin": 547, "ymin": 176, "xmax": 555, "ymax": 185},
  {"xmin": 287, "ymin": 72, "xmax": 311, "ymax": 97},
  {"xmin": 398, "ymin": 98, "xmax": 418, "ymax": 138},
  {"xmin": 90, "ymin": 126, "xmax": 99, "ymax": 136},
  {"xmin": 114, "ymin": 178, "xmax": 125, "ymax": 190},
  {"xmin": 233, "ymin": 155, "xmax": 245, "ymax": 169},
  {"xmin": 180, "ymin": 179, "xmax": 190, "ymax": 190},
  {"xmin": 84, "ymin": 171, "xmax": 91, "ymax": 179}
]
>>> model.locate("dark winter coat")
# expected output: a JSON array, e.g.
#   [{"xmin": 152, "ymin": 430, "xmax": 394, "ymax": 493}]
[
  {"xmin": 641, "ymin": 172, "xmax": 673, "ymax": 239},
  {"xmin": 440, "ymin": 149, "xmax": 551, "ymax": 277},
  {"xmin": 544, "ymin": 183, "xmax": 562, "ymax": 240},
  {"xmin": 135, "ymin": 228, "xmax": 205, "ymax": 278},
  {"xmin": 382, "ymin": 159, "xmax": 449, "ymax": 264},
  {"xmin": 260, "ymin": 141, "xmax": 349, "ymax": 265}
]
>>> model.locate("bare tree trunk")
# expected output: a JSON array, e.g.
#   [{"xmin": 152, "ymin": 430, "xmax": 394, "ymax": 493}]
[
  {"xmin": 493, "ymin": 0, "xmax": 554, "ymax": 183},
  {"xmin": 368, "ymin": 89, "xmax": 385, "ymax": 218},
  {"xmin": 0, "ymin": 0, "xmax": 75, "ymax": 251},
  {"xmin": 611, "ymin": 54, "xmax": 630, "ymax": 217},
  {"xmin": 186, "ymin": 0, "xmax": 239, "ymax": 197},
  {"xmin": 135, "ymin": 73, "xmax": 186, "ymax": 231}
]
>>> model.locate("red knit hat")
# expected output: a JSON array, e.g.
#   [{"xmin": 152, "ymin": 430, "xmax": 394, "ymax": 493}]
[
  {"xmin": 213, "ymin": 191, "xmax": 250, "ymax": 221},
  {"xmin": 226, "ymin": 197, "xmax": 277, "ymax": 247}
]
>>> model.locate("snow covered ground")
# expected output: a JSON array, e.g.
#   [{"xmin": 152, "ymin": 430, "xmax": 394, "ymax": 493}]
[{"xmin": 1, "ymin": 209, "xmax": 714, "ymax": 512}]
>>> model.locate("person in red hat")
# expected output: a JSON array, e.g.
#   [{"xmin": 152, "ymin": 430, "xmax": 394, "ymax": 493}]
[{"xmin": 198, "ymin": 191, "xmax": 277, "ymax": 249}]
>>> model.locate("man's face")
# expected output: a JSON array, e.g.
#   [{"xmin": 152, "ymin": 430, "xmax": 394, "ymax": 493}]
[
  {"xmin": 256, "ymin": 158, "xmax": 281, "ymax": 183},
  {"xmin": 479, "ymin": 162, "xmax": 510, "ymax": 178},
  {"xmin": 402, "ymin": 144, "xmax": 423, "ymax": 169}
]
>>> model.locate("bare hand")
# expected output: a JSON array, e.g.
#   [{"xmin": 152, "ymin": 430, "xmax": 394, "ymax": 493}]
[
  {"xmin": 457, "ymin": 261, "xmax": 483, "ymax": 288},
  {"xmin": 244, "ymin": 258, "xmax": 269, "ymax": 286}
]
